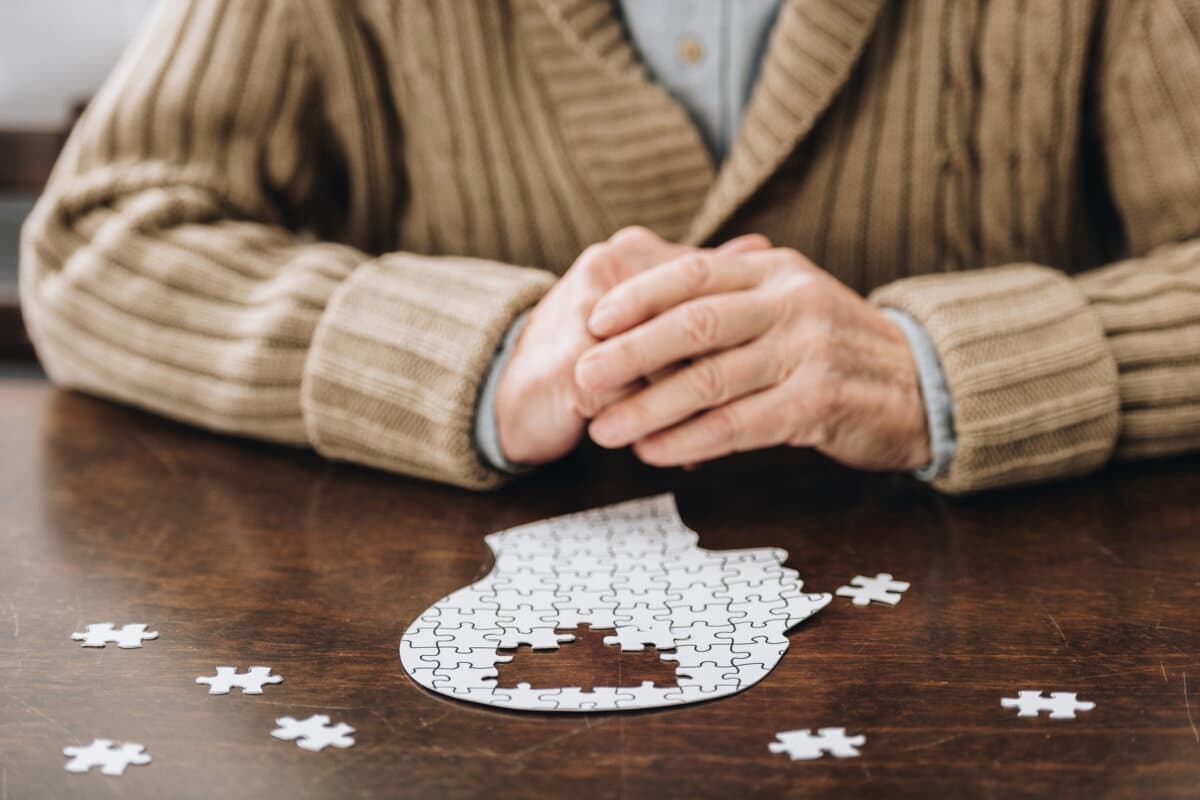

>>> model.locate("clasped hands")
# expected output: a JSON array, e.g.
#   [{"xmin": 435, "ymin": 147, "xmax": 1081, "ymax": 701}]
[{"xmin": 495, "ymin": 227, "xmax": 931, "ymax": 473}]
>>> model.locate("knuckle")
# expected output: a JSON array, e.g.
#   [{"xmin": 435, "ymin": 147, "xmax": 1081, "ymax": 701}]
[
  {"xmin": 780, "ymin": 277, "xmax": 819, "ymax": 316},
  {"xmin": 687, "ymin": 357, "xmax": 726, "ymax": 405},
  {"xmin": 680, "ymin": 301, "xmax": 721, "ymax": 349},
  {"xmin": 675, "ymin": 253, "xmax": 711, "ymax": 291},
  {"xmin": 772, "ymin": 246, "xmax": 814, "ymax": 273},
  {"xmin": 610, "ymin": 225, "xmax": 658, "ymax": 249},
  {"xmin": 576, "ymin": 243, "xmax": 618, "ymax": 284}
]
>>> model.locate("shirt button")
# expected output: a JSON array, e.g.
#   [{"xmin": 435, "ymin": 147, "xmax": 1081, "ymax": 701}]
[{"xmin": 677, "ymin": 36, "xmax": 705, "ymax": 65}]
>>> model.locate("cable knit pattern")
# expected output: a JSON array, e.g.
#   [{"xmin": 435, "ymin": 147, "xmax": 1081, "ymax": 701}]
[{"xmin": 19, "ymin": 0, "xmax": 1200, "ymax": 491}]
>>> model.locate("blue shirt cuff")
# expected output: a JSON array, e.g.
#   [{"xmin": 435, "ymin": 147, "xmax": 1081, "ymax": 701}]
[
  {"xmin": 882, "ymin": 308, "xmax": 957, "ymax": 481},
  {"xmin": 473, "ymin": 310, "xmax": 534, "ymax": 475}
]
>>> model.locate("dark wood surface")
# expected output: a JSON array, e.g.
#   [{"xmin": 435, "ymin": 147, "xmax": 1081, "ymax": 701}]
[{"xmin": 2, "ymin": 381, "xmax": 1198, "ymax": 799}]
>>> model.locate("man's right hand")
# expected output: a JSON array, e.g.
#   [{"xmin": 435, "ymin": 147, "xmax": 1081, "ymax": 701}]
[
  {"xmin": 494, "ymin": 227, "xmax": 691, "ymax": 465},
  {"xmin": 495, "ymin": 227, "xmax": 770, "ymax": 466}
]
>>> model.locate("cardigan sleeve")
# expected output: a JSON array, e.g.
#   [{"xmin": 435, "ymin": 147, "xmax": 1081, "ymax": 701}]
[
  {"xmin": 18, "ymin": 0, "xmax": 554, "ymax": 490},
  {"xmin": 869, "ymin": 0, "xmax": 1200, "ymax": 494}
]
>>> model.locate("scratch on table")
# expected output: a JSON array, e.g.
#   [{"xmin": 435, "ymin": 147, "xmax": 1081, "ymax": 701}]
[
  {"xmin": 3, "ymin": 692, "xmax": 70, "ymax": 734},
  {"xmin": 414, "ymin": 710, "xmax": 451, "ymax": 731},
  {"xmin": 1046, "ymin": 613, "xmax": 1069, "ymax": 648},
  {"xmin": 1161, "ymin": 662, "xmax": 1169, "ymax": 684},
  {"xmin": 367, "ymin": 707, "xmax": 396, "ymax": 735},
  {"xmin": 1079, "ymin": 663, "xmax": 1180, "ymax": 681},
  {"xmin": 1081, "ymin": 534, "xmax": 1124, "ymax": 565},
  {"xmin": 1185, "ymin": 672, "xmax": 1199, "ymax": 743},
  {"xmin": 254, "ymin": 700, "xmax": 353, "ymax": 711},
  {"xmin": 509, "ymin": 718, "xmax": 605, "ymax": 763},
  {"xmin": 898, "ymin": 733, "xmax": 963, "ymax": 752},
  {"xmin": 133, "ymin": 431, "xmax": 180, "ymax": 477},
  {"xmin": 1129, "ymin": 621, "xmax": 1196, "ymax": 636}
]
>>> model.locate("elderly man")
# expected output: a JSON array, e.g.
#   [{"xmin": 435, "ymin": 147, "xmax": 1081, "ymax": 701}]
[{"xmin": 20, "ymin": 0, "xmax": 1200, "ymax": 493}]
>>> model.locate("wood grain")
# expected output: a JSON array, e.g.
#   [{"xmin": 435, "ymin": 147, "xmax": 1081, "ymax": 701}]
[{"xmin": 1, "ymin": 382, "xmax": 1197, "ymax": 799}]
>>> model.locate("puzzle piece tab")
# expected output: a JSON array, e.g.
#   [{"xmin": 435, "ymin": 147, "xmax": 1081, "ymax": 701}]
[
  {"xmin": 769, "ymin": 728, "xmax": 866, "ymax": 760},
  {"xmin": 70, "ymin": 623, "xmax": 158, "ymax": 649},
  {"xmin": 63, "ymin": 739, "xmax": 151, "ymax": 775},
  {"xmin": 1001, "ymin": 690, "xmax": 1095, "ymax": 719},
  {"xmin": 196, "ymin": 666, "xmax": 283, "ymax": 695},
  {"xmin": 271, "ymin": 715, "xmax": 356, "ymax": 751},
  {"xmin": 835, "ymin": 574, "xmax": 910, "ymax": 607}
]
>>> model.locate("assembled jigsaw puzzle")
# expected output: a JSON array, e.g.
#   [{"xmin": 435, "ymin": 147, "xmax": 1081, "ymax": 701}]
[{"xmin": 400, "ymin": 494, "xmax": 831, "ymax": 712}]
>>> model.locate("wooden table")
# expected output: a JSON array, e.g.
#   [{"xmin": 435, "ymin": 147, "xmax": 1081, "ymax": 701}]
[{"xmin": 2, "ymin": 381, "xmax": 1198, "ymax": 799}]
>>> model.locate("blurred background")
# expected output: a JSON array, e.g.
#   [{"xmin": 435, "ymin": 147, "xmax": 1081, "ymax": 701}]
[{"xmin": 0, "ymin": 1, "xmax": 154, "ymax": 371}]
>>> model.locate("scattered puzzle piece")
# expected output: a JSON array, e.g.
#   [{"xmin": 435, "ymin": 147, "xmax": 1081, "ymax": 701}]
[
  {"xmin": 70, "ymin": 623, "xmax": 158, "ymax": 649},
  {"xmin": 835, "ymin": 574, "xmax": 910, "ymax": 607},
  {"xmin": 271, "ymin": 715, "xmax": 356, "ymax": 751},
  {"xmin": 1001, "ymin": 690, "xmax": 1096, "ymax": 719},
  {"xmin": 769, "ymin": 728, "xmax": 866, "ymax": 760},
  {"xmin": 196, "ymin": 666, "xmax": 283, "ymax": 695},
  {"xmin": 399, "ymin": 494, "xmax": 831, "ymax": 712},
  {"xmin": 63, "ymin": 739, "xmax": 151, "ymax": 775}
]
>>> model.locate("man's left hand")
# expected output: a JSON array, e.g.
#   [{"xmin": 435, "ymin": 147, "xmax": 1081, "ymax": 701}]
[{"xmin": 574, "ymin": 247, "xmax": 932, "ymax": 471}]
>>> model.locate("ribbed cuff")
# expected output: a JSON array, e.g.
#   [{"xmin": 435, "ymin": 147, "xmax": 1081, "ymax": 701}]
[
  {"xmin": 301, "ymin": 253, "xmax": 554, "ymax": 489},
  {"xmin": 871, "ymin": 265, "xmax": 1120, "ymax": 494},
  {"xmin": 1075, "ymin": 238, "xmax": 1200, "ymax": 460}
]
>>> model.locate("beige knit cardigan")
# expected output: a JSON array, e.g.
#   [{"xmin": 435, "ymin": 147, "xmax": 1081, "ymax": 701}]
[{"xmin": 19, "ymin": 0, "xmax": 1200, "ymax": 492}]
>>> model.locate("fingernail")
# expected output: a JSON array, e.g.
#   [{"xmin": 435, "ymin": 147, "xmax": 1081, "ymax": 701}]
[{"xmin": 588, "ymin": 303, "xmax": 617, "ymax": 336}]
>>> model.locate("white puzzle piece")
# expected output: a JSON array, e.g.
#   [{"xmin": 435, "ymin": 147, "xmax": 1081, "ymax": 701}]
[
  {"xmin": 1001, "ymin": 690, "xmax": 1096, "ymax": 719},
  {"xmin": 271, "ymin": 715, "xmax": 356, "ymax": 751},
  {"xmin": 63, "ymin": 739, "xmax": 151, "ymax": 775},
  {"xmin": 769, "ymin": 728, "xmax": 865, "ymax": 760},
  {"xmin": 835, "ymin": 574, "xmax": 910, "ymax": 606},
  {"xmin": 196, "ymin": 666, "xmax": 283, "ymax": 695},
  {"xmin": 400, "ymin": 494, "xmax": 831, "ymax": 712},
  {"xmin": 70, "ymin": 623, "xmax": 158, "ymax": 648}
]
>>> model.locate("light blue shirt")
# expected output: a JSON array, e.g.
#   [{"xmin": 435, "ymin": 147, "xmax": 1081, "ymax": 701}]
[
  {"xmin": 474, "ymin": 0, "xmax": 956, "ymax": 481},
  {"xmin": 618, "ymin": 0, "xmax": 783, "ymax": 161}
]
